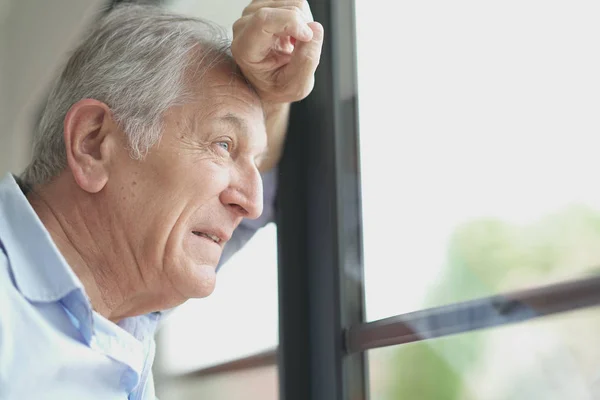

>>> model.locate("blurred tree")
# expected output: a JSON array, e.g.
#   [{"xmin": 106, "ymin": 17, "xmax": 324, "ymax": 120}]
[
  {"xmin": 385, "ymin": 205, "xmax": 600, "ymax": 399},
  {"xmin": 386, "ymin": 340, "xmax": 463, "ymax": 400}
]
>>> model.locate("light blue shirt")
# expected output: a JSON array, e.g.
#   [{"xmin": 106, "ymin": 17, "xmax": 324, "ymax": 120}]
[{"xmin": 0, "ymin": 170, "xmax": 276, "ymax": 399}]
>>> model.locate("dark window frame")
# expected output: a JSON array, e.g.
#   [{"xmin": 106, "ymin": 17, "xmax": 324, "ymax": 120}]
[
  {"xmin": 279, "ymin": 1, "xmax": 600, "ymax": 399},
  {"xmin": 277, "ymin": 0, "xmax": 367, "ymax": 398}
]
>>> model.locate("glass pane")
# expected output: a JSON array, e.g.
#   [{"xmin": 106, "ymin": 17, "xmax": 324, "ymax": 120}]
[
  {"xmin": 369, "ymin": 307, "xmax": 600, "ymax": 400},
  {"xmin": 156, "ymin": 224, "xmax": 278, "ymax": 375},
  {"xmin": 157, "ymin": 365, "xmax": 278, "ymax": 400},
  {"xmin": 355, "ymin": 0, "xmax": 600, "ymax": 320}
]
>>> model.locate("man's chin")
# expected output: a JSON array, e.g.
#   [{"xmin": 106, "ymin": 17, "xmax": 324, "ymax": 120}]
[
  {"xmin": 183, "ymin": 235, "xmax": 223, "ymax": 271},
  {"xmin": 185, "ymin": 263, "xmax": 217, "ymax": 298}
]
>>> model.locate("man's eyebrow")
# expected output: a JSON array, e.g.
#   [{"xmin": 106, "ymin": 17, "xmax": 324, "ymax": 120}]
[
  {"xmin": 218, "ymin": 112, "xmax": 269, "ymax": 155},
  {"xmin": 219, "ymin": 113, "xmax": 248, "ymax": 132}
]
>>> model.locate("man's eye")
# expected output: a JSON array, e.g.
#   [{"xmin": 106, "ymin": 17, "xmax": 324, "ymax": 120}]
[{"xmin": 217, "ymin": 141, "xmax": 230, "ymax": 151}]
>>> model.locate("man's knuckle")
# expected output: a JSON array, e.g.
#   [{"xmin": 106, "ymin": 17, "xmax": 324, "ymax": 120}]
[
  {"xmin": 293, "ymin": 1, "xmax": 307, "ymax": 9},
  {"xmin": 282, "ymin": 23, "xmax": 293, "ymax": 35},
  {"xmin": 276, "ymin": 9, "xmax": 303, "ymax": 32},
  {"xmin": 232, "ymin": 19, "xmax": 244, "ymax": 33},
  {"xmin": 286, "ymin": 1, "xmax": 304, "ymax": 11},
  {"xmin": 291, "ymin": 6, "xmax": 304, "ymax": 18},
  {"xmin": 242, "ymin": 5, "xmax": 252, "ymax": 16},
  {"xmin": 292, "ymin": 1, "xmax": 313, "ymax": 21},
  {"xmin": 254, "ymin": 8, "xmax": 271, "ymax": 24},
  {"xmin": 282, "ymin": 5, "xmax": 305, "ymax": 20},
  {"xmin": 230, "ymin": 41, "xmax": 240, "ymax": 57}
]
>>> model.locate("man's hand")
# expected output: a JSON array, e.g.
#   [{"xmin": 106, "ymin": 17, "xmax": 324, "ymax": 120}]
[{"xmin": 232, "ymin": 1, "xmax": 324, "ymax": 104}]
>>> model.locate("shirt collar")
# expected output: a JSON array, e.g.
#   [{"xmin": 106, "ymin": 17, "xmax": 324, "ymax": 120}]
[
  {"xmin": 0, "ymin": 173, "xmax": 164, "ymax": 343},
  {"xmin": 0, "ymin": 173, "xmax": 85, "ymax": 303}
]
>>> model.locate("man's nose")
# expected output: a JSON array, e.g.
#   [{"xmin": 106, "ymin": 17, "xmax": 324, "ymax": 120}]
[{"xmin": 220, "ymin": 164, "xmax": 263, "ymax": 220}]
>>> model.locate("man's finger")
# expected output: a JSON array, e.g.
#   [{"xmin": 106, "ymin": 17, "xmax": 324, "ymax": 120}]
[
  {"xmin": 280, "ymin": 21, "xmax": 324, "ymax": 99},
  {"xmin": 233, "ymin": 8, "xmax": 313, "ymax": 64},
  {"xmin": 243, "ymin": 1, "xmax": 313, "ymax": 22}
]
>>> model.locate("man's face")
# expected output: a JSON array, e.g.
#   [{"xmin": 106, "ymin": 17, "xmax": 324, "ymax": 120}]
[{"xmin": 105, "ymin": 66, "xmax": 267, "ymax": 305}]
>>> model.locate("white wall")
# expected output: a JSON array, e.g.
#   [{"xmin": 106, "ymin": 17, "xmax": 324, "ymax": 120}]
[
  {"xmin": 0, "ymin": 0, "xmax": 104, "ymax": 176},
  {"xmin": 168, "ymin": 0, "xmax": 249, "ymax": 33},
  {"xmin": 0, "ymin": 1, "xmax": 9, "ymax": 176}
]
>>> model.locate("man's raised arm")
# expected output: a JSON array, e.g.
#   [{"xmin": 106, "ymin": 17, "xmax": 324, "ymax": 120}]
[{"xmin": 218, "ymin": 1, "xmax": 324, "ymax": 266}]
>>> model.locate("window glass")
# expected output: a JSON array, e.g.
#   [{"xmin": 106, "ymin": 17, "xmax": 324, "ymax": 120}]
[
  {"xmin": 368, "ymin": 307, "xmax": 600, "ymax": 399},
  {"xmin": 355, "ymin": 0, "xmax": 600, "ymax": 321},
  {"xmin": 156, "ymin": 223, "xmax": 278, "ymax": 376},
  {"xmin": 158, "ymin": 365, "xmax": 278, "ymax": 400}
]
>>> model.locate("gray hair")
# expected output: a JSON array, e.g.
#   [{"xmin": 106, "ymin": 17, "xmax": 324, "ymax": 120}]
[{"xmin": 22, "ymin": 4, "xmax": 236, "ymax": 186}]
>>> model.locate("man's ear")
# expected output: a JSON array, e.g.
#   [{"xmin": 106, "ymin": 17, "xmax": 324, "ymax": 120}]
[{"xmin": 63, "ymin": 99, "xmax": 118, "ymax": 193}]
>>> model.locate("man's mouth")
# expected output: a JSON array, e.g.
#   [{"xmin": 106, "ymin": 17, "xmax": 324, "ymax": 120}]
[{"xmin": 192, "ymin": 231, "xmax": 222, "ymax": 244}]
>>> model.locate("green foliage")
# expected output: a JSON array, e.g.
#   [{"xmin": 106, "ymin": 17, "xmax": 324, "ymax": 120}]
[
  {"xmin": 386, "ymin": 341, "xmax": 463, "ymax": 400},
  {"xmin": 384, "ymin": 204, "xmax": 600, "ymax": 400}
]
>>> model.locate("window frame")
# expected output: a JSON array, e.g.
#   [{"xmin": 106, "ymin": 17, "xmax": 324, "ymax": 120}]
[
  {"xmin": 276, "ymin": 0, "xmax": 367, "ymax": 399},
  {"xmin": 280, "ymin": 1, "xmax": 600, "ymax": 399}
]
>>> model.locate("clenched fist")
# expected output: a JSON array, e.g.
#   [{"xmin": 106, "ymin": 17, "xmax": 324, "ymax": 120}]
[{"xmin": 232, "ymin": 1, "xmax": 324, "ymax": 104}]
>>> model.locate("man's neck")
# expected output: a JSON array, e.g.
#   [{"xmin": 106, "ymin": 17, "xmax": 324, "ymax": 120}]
[{"xmin": 26, "ymin": 176, "xmax": 135, "ymax": 322}]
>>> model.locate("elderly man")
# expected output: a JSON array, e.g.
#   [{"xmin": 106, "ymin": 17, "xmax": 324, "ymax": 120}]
[{"xmin": 0, "ymin": 2, "xmax": 322, "ymax": 399}]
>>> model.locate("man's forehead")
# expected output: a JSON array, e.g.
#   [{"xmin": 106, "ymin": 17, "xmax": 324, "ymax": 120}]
[
  {"xmin": 176, "ymin": 98, "xmax": 267, "ymax": 147},
  {"xmin": 189, "ymin": 74, "xmax": 263, "ymax": 118},
  {"xmin": 192, "ymin": 61, "xmax": 260, "ymax": 101},
  {"xmin": 219, "ymin": 112, "xmax": 249, "ymax": 130},
  {"xmin": 183, "ymin": 99, "xmax": 264, "ymax": 129},
  {"xmin": 175, "ymin": 64, "xmax": 266, "ymax": 137}
]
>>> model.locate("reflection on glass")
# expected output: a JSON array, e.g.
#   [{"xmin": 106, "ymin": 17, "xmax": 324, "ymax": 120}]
[
  {"xmin": 157, "ymin": 224, "xmax": 279, "ymax": 375},
  {"xmin": 369, "ymin": 308, "xmax": 600, "ymax": 400},
  {"xmin": 157, "ymin": 365, "xmax": 278, "ymax": 400},
  {"xmin": 355, "ymin": 0, "xmax": 600, "ymax": 320}
]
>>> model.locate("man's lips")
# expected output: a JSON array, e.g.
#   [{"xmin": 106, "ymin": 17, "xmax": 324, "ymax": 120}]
[{"xmin": 191, "ymin": 229, "xmax": 231, "ymax": 247}]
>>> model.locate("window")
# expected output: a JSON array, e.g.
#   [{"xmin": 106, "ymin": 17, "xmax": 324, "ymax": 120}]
[
  {"xmin": 356, "ymin": 0, "xmax": 600, "ymax": 321},
  {"xmin": 156, "ymin": 224, "xmax": 278, "ymax": 375},
  {"xmin": 367, "ymin": 307, "xmax": 600, "ymax": 399},
  {"xmin": 277, "ymin": 1, "xmax": 600, "ymax": 400},
  {"xmin": 155, "ymin": 222, "xmax": 279, "ymax": 399},
  {"xmin": 158, "ymin": 364, "xmax": 278, "ymax": 400}
]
